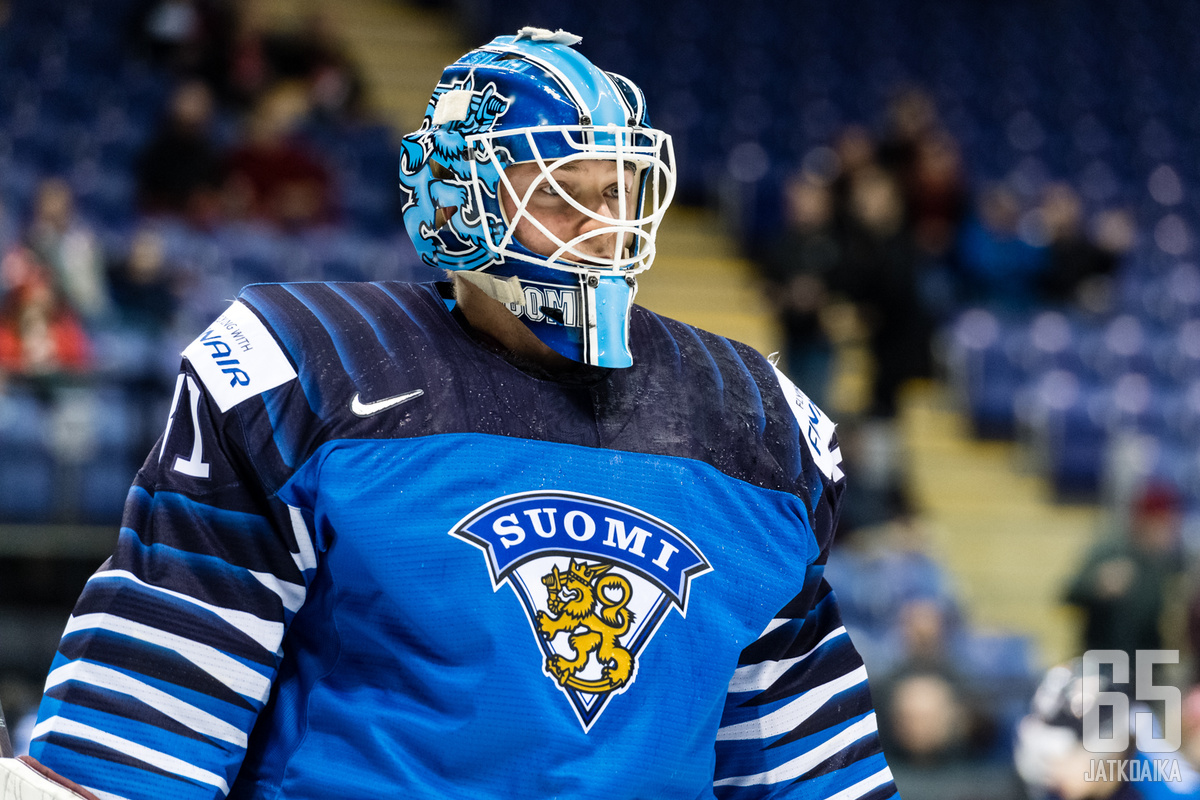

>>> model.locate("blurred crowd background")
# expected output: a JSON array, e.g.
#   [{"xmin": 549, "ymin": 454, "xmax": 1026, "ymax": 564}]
[{"xmin": 2, "ymin": 0, "xmax": 1200, "ymax": 796}]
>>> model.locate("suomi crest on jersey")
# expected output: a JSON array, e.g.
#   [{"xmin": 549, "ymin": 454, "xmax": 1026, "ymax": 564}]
[{"xmin": 450, "ymin": 491, "xmax": 712, "ymax": 730}]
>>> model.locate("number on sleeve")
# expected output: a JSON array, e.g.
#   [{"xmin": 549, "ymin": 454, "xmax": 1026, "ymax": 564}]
[{"xmin": 159, "ymin": 373, "xmax": 212, "ymax": 479}]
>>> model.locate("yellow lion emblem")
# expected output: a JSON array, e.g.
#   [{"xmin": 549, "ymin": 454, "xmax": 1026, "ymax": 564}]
[{"xmin": 535, "ymin": 559, "xmax": 635, "ymax": 693}]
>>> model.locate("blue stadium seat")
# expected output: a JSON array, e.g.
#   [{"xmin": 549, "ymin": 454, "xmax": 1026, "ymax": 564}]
[
  {"xmin": 1018, "ymin": 310, "xmax": 1088, "ymax": 376},
  {"xmin": 0, "ymin": 159, "xmax": 41, "ymax": 211},
  {"xmin": 8, "ymin": 124, "xmax": 74, "ymax": 174},
  {"xmin": 1022, "ymin": 368, "xmax": 1108, "ymax": 497},
  {"xmin": 1105, "ymin": 371, "xmax": 1171, "ymax": 438},
  {"xmin": 96, "ymin": 135, "xmax": 143, "ymax": 171},
  {"xmin": 88, "ymin": 327, "xmax": 161, "ymax": 383},
  {"xmin": 0, "ymin": 389, "xmax": 55, "ymax": 522},
  {"xmin": 216, "ymin": 222, "xmax": 290, "ymax": 271},
  {"xmin": 1078, "ymin": 314, "xmax": 1156, "ymax": 382},
  {"xmin": 387, "ymin": 234, "xmax": 437, "ymax": 283},
  {"xmin": 1159, "ymin": 263, "xmax": 1200, "ymax": 322},
  {"xmin": 72, "ymin": 166, "xmax": 136, "ymax": 232},
  {"xmin": 77, "ymin": 388, "xmax": 140, "ymax": 523},
  {"xmin": 956, "ymin": 631, "xmax": 1036, "ymax": 682},
  {"xmin": 1162, "ymin": 380, "xmax": 1200, "ymax": 445},
  {"xmin": 341, "ymin": 181, "xmax": 400, "ymax": 238},
  {"xmin": 950, "ymin": 310, "xmax": 1010, "ymax": 432},
  {"xmin": 1115, "ymin": 437, "xmax": 1198, "ymax": 511},
  {"xmin": 1146, "ymin": 321, "xmax": 1198, "ymax": 384},
  {"xmin": 301, "ymin": 229, "xmax": 378, "ymax": 283}
]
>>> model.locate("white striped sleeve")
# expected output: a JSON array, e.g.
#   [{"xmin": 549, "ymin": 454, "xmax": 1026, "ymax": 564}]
[{"xmin": 714, "ymin": 564, "xmax": 898, "ymax": 799}]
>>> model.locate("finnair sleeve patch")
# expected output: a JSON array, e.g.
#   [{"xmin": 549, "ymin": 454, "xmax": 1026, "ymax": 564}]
[
  {"xmin": 183, "ymin": 301, "xmax": 297, "ymax": 412},
  {"xmin": 772, "ymin": 366, "xmax": 837, "ymax": 480}
]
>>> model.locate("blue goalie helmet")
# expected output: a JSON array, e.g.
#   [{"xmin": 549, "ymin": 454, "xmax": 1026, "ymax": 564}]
[{"xmin": 397, "ymin": 27, "xmax": 676, "ymax": 368}]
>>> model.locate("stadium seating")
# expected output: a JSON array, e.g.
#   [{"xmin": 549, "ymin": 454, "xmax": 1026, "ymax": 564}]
[
  {"xmin": 0, "ymin": 0, "xmax": 1194, "ymax": 530},
  {"xmin": 0, "ymin": 388, "xmax": 55, "ymax": 521}
]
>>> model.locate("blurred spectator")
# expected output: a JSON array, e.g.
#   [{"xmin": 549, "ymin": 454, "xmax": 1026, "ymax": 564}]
[
  {"xmin": 131, "ymin": 0, "xmax": 205, "ymax": 68},
  {"xmin": 220, "ymin": 0, "xmax": 273, "ymax": 109},
  {"xmin": 878, "ymin": 670, "xmax": 974, "ymax": 765},
  {"xmin": 0, "ymin": 247, "xmax": 91, "ymax": 378},
  {"xmin": 768, "ymin": 96, "xmax": 964, "ymax": 420},
  {"xmin": 827, "ymin": 124, "xmax": 878, "ymax": 236},
  {"xmin": 838, "ymin": 163, "xmax": 929, "ymax": 417},
  {"xmin": 1036, "ymin": 183, "xmax": 1122, "ymax": 311},
  {"xmin": 889, "ymin": 597, "xmax": 958, "ymax": 675},
  {"xmin": 129, "ymin": 0, "xmax": 237, "ymax": 90},
  {"xmin": 757, "ymin": 173, "xmax": 840, "ymax": 407},
  {"xmin": 1064, "ymin": 482, "xmax": 1183, "ymax": 664},
  {"xmin": 832, "ymin": 420, "xmax": 905, "ymax": 533},
  {"xmin": 958, "ymin": 182, "xmax": 1049, "ymax": 311},
  {"xmin": 1093, "ymin": 208, "xmax": 1138, "ymax": 260},
  {"xmin": 26, "ymin": 179, "xmax": 111, "ymax": 324},
  {"xmin": 223, "ymin": 86, "xmax": 336, "ymax": 229},
  {"xmin": 877, "ymin": 667, "xmax": 1014, "ymax": 800},
  {"xmin": 136, "ymin": 80, "xmax": 226, "ymax": 226},
  {"xmin": 907, "ymin": 131, "xmax": 969, "ymax": 260},
  {"xmin": 876, "ymin": 87, "xmax": 969, "ymax": 256},
  {"xmin": 106, "ymin": 229, "xmax": 180, "ymax": 456},
  {"xmin": 263, "ymin": 12, "xmax": 367, "ymax": 122},
  {"xmin": 825, "ymin": 487, "xmax": 960, "ymax": 671},
  {"xmin": 907, "ymin": 131, "xmax": 972, "ymax": 328},
  {"xmin": 107, "ymin": 229, "xmax": 179, "ymax": 333},
  {"xmin": 1079, "ymin": 207, "xmax": 1138, "ymax": 316},
  {"xmin": 877, "ymin": 86, "xmax": 941, "ymax": 186}
]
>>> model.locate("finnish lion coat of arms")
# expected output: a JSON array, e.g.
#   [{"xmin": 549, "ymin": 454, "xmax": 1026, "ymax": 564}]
[
  {"xmin": 537, "ymin": 559, "xmax": 636, "ymax": 692},
  {"xmin": 450, "ymin": 491, "xmax": 712, "ymax": 730}
]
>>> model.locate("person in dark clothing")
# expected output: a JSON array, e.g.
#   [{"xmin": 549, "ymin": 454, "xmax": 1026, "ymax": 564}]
[
  {"xmin": 135, "ymin": 80, "xmax": 225, "ymax": 226},
  {"xmin": 759, "ymin": 173, "xmax": 841, "ymax": 408},
  {"xmin": 957, "ymin": 183, "xmax": 1049, "ymax": 311},
  {"xmin": 128, "ymin": 0, "xmax": 237, "ymax": 91},
  {"xmin": 839, "ymin": 164, "xmax": 929, "ymax": 418},
  {"xmin": 261, "ymin": 12, "xmax": 367, "ymax": 121},
  {"xmin": 1036, "ymin": 183, "xmax": 1121, "ymax": 308},
  {"xmin": 222, "ymin": 86, "xmax": 335, "ymax": 229},
  {"xmin": 1064, "ymin": 482, "xmax": 1182, "ymax": 663},
  {"xmin": 106, "ymin": 229, "xmax": 178, "ymax": 333}
]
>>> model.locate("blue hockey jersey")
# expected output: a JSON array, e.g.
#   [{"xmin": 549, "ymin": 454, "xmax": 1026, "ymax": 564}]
[{"xmin": 30, "ymin": 281, "xmax": 898, "ymax": 800}]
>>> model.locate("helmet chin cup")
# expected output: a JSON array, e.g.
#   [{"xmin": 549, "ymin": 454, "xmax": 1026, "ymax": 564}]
[{"xmin": 583, "ymin": 274, "xmax": 636, "ymax": 368}]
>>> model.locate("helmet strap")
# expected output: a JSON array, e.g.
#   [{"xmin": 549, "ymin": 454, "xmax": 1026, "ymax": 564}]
[{"xmin": 454, "ymin": 271, "xmax": 525, "ymax": 307}]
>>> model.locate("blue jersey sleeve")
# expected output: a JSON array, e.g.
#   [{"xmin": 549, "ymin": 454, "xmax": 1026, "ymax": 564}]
[
  {"xmin": 713, "ymin": 429, "xmax": 900, "ymax": 800},
  {"xmin": 29, "ymin": 358, "xmax": 316, "ymax": 800}
]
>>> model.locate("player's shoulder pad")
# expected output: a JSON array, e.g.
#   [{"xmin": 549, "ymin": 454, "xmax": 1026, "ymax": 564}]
[
  {"xmin": 770, "ymin": 365, "xmax": 839, "ymax": 481},
  {"xmin": 182, "ymin": 299, "xmax": 297, "ymax": 413}
]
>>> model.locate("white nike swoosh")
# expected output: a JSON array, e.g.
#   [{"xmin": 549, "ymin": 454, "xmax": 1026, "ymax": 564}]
[{"xmin": 350, "ymin": 389, "xmax": 425, "ymax": 417}]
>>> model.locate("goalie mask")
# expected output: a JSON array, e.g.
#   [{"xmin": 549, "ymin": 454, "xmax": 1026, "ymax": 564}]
[{"xmin": 398, "ymin": 27, "xmax": 676, "ymax": 368}]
